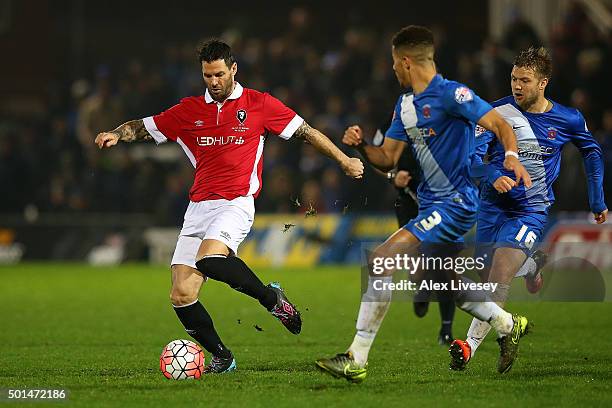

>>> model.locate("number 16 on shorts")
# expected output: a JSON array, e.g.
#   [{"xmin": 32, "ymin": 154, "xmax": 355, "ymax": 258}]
[{"xmin": 515, "ymin": 225, "xmax": 537, "ymax": 250}]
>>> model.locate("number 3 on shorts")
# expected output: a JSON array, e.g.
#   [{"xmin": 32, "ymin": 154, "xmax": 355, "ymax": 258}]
[
  {"xmin": 419, "ymin": 210, "xmax": 442, "ymax": 231},
  {"xmin": 515, "ymin": 225, "xmax": 537, "ymax": 249}
]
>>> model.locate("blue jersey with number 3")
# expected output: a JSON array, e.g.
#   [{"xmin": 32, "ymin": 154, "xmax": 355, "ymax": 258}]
[{"xmin": 385, "ymin": 74, "xmax": 492, "ymax": 209}]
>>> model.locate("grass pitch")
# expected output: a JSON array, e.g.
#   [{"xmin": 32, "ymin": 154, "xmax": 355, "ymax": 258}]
[{"xmin": 1, "ymin": 263, "xmax": 611, "ymax": 407}]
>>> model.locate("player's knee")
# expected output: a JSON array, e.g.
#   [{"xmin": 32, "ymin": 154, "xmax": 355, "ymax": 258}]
[
  {"xmin": 170, "ymin": 283, "xmax": 199, "ymax": 306},
  {"xmin": 170, "ymin": 264, "xmax": 204, "ymax": 306}
]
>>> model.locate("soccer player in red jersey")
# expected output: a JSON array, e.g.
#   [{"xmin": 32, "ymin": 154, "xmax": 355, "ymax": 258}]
[{"xmin": 95, "ymin": 39, "xmax": 364, "ymax": 373}]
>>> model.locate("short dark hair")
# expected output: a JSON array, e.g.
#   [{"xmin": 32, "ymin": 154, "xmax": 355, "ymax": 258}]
[
  {"xmin": 197, "ymin": 39, "xmax": 235, "ymax": 67},
  {"xmin": 392, "ymin": 25, "xmax": 434, "ymax": 51},
  {"xmin": 513, "ymin": 46, "xmax": 552, "ymax": 79}
]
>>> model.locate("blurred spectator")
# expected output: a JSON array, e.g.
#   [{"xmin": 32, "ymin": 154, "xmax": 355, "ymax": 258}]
[
  {"xmin": 1, "ymin": 3, "xmax": 609, "ymax": 222},
  {"xmin": 477, "ymin": 39, "xmax": 511, "ymax": 102},
  {"xmin": 257, "ymin": 166, "xmax": 296, "ymax": 213},
  {"xmin": 76, "ymin": 68, "xmax": 125, "ymax": 148},
  {"xmin": 503, "ymin": 16, "xmax": 541, "ymax": 53},
  {"xmin": 321, "ymin": 167, "xmax": 344, "ymax": 213},
  {"xmin": 299, "ymin": 179, "xmax": 325, "ymax": 215}
]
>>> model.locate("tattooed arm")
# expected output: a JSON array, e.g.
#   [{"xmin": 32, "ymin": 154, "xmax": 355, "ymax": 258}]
[
  {"xmin": 293, "ymin": 121, "xmax": 364, "ymax": 179},
  {"xmin": 94, "ymin": 119, "xmax": 152, "ymax": 149}
]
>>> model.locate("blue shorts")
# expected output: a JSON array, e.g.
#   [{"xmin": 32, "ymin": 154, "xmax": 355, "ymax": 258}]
[
  {"xmin": 403, "ymin": 199, "xmax": 477, "ymax": 243},
  {"xmin": 475, "ymin": 202, "xmax": 547, "ymax": 256}
]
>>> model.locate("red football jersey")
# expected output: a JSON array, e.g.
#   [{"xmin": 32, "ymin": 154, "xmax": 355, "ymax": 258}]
[{"xmin": 143, "ymin": 83, "xmax": 303, "ymax": 201}]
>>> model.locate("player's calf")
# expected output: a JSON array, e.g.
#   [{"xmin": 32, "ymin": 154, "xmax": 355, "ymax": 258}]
[
  {"xmin": 196, "ymin": 255, "xmax": 302, "ymax": 334},
  {"xmin": 172, "ymin": 300, "xmax": 234, "ymax": 362},
  {"xmin": 195, "ymin": 255, "xmax": 277, "ymax": 309},
  {"xmin": 170, "ymin": 265, "xmax": 234, "ymax": 363}
]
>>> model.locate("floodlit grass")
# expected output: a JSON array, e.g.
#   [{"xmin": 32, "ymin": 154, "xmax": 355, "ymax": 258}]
[{"xmin": 1, "ymin": 263, "xmax": 611, "ymax": 407}]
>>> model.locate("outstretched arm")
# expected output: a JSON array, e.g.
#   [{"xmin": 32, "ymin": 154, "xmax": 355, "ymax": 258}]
[
  {"xmin": 294, "ymin": 121, "xmax": 364, "ymax": 179},
  {"xmin": 571, "ymin": 113, "xmax": 607, "ymax": 223},
  {"xmin": 582, "ymin": 149, "xmax": 608, "ymax": 223},
  {"xmin": 94, "ymin": 119, "xmax": 152, "ymax": 149}
]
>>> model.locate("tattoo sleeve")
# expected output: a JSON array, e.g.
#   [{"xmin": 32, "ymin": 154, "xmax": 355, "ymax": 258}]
[
  {"xmin": 112, "ymin": 119, "xmax": 152, "ymax": 142},
  {"xmin": 293, "ymin": 121, "xmax": 347, "ymax": 164},
  {"xmin": 293, "ymin": 121, "xmax": 313, "ymax": 140}
]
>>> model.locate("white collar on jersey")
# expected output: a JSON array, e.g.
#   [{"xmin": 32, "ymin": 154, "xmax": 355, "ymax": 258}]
[{"xmin": 204, "ymin": 82, "xmax": 244, "ymax": 104}]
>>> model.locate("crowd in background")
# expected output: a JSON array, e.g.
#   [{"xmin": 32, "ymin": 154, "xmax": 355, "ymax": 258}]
[{"xmin": 1, "ymin": 4, "xmax": 610, "ymax": 226}]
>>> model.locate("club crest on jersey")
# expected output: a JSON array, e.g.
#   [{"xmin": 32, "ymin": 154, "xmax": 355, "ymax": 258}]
[
  {"xmin": 547, "ymin": 127, "xmax": 557, "ymax": 140},
  {"xmin": 475, "ymin": 124, "xmax": 487, "ymax": 137},
  {"xmin": 423, "ymin": 104, "xmax": 432, "ymax": 118},
  {"xmin": 236, "ymin": 109, "xmax": 247, "ymax": 124},
  {"xmin": 194, "ymin": 120, "xmax": 204, "ymax": 127},
  {"xmin": 454, "ymin": 87, "xmax": 473, "ymax": 104}
]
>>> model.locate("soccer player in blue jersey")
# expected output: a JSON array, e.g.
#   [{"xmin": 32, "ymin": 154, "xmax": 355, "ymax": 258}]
[
  {"xmin": 449, "ymin": 47, "xmax": 607, "ymax": 372},
  {"xmin": 315, "ymin": 25, "xmax": 533, "ymax": 382}
]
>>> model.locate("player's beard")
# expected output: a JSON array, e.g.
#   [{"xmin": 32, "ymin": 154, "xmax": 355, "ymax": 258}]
[
  {"xmin": 515, "ymin": 91, "xmax": 538, "ymax": 111},
  {"xmin": 209, "ymin": 79, "xmax": 235, "ymax": 102}
]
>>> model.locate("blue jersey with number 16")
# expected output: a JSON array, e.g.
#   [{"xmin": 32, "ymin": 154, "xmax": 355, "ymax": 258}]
[{"xmin": 474, "ymin": 95, "xmax": 606, "ymax": 214}]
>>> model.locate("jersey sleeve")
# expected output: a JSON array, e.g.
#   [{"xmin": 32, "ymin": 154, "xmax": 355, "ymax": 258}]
[
  {"xmin": 143, "ymin": 101, "xmax": 188, "ymax": 144},
  {"xmin": 570, "ymin": 110, "xmax": 607, "ymax": 213},
  {"xmin": 442, "ymin": 84, "xmax": 492, "ymax": 124},
  {"xmin": 469, "ymin": 129, "xmax": 501, "ymax": 183},
  {"xmin": 263, "ymin": 93, "xmax": 304, "ymax": 139},
  {"xmin": 385, "ymin": 96, "xmax": 408, "ymax": 142}
]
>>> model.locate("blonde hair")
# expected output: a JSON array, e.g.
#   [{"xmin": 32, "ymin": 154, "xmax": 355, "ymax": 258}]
[{"xmin": 513, "ymin": 46, "xmax": 552, "ymax": 79}]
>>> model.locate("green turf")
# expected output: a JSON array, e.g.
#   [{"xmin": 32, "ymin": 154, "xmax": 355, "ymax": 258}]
[{"xmin": 1, "ymin": 263, "xmax": 611, "ymax": 407}]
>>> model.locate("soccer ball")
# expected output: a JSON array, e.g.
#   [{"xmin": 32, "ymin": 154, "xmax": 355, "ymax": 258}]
[{"xmin": 159, "ymin": 339, "xmax": 205, "ymax": 380}]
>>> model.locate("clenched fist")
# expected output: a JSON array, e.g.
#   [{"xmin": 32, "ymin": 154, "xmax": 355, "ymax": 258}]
[
  {"xmin": 594, "ymin": 209, "xmax": 608, "ymax": 224},
  {"xmin": 342, "ymin": 125, "xmax": 364, "ymax": 147},
  {"xmin": 341, "ymin": 157, "xmax": 364, "ymax": 179},
  {"xmin": 95, "ymin": 132, "xmax": 120, "ymax": 149},
  {"xmin": 394, "ymin": 170, "xmax": 412, "ymax": 189},
  {"xmin": 493, "ymin": 176, "xmax": 516, "ymax": 193}
]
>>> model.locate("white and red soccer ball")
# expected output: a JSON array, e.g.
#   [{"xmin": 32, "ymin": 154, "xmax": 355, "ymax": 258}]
[{"xmin": 160, "ymin": 339, "xmax": 205, "ymax": 380}]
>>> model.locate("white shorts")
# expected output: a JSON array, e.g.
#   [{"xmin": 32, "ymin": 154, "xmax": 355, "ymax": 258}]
[{"xmin": 171, "ymin": 196, "xmax": 255, "ymax": 268}]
